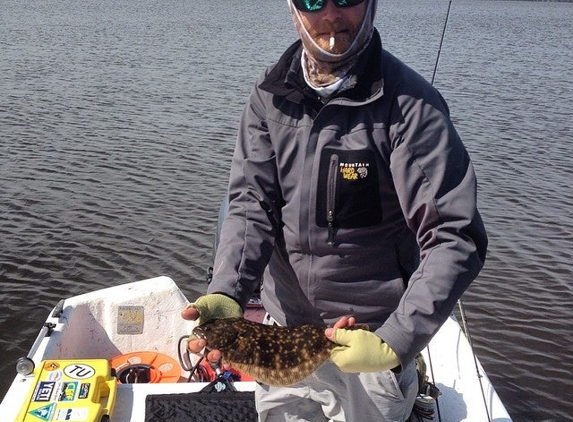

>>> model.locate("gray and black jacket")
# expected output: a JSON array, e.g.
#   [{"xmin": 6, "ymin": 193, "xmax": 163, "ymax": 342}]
[{"xmin": 208, "ymin": 30, "xmax": 488, "ymax": 366}]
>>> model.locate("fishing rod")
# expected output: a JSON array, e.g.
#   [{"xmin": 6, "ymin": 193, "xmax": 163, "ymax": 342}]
[
  {"xmin": 458, "ymin": 299, "xmax": 492, "ymax": 422},
  {"xmin": 424, "ymin": 2, "xmax": 495, "ymax": 421},
  {"xmin": 420, "ymin": 5, "xmax": 456, "ymax": 422},
  {"xmin": 431, "ymin": 0, "xmax": 453, "ymax": 86},
  {"xmin": 429, "ymin": 0, "xmax": 494, "ymax": 418}
]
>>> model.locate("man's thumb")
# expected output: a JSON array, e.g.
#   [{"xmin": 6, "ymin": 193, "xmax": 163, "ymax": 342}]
[
  {"xmin": 181, "ymin": 305, "xmax": 200, "ymax": 321},
  {"xmin": 325, "ymin": 327, "xmax": 336, "ymax": 341}
]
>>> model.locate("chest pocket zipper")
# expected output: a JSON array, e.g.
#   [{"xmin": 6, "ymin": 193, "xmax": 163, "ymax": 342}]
[{"xmin": 327, "ymin": 154, "xmax": 339, "ymax": 246}]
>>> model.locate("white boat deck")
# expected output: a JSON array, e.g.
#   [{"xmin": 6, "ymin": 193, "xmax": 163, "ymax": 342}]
[{"xmin": 0, "ymin": 276, "xmax": 512, "ymax": 421}]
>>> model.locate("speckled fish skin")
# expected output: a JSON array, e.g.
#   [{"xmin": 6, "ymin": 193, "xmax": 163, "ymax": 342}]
[{"xmin": 193, "ymin": 317, "xmax": 340, "ymax": 386}]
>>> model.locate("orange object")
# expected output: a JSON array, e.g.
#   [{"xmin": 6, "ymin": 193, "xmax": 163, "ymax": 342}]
[{"xmin": 110, "ymin": 351, "xmax": 182, "ymax": 384}]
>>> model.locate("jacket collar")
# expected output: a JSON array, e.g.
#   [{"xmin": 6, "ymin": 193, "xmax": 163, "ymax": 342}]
[{"xmin": 259, "ymin": 29, "xmax": 385, "ymax": 105}]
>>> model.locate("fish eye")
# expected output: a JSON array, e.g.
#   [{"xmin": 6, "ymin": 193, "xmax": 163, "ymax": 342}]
[{"xmin": 192, "ymin": 327, "xmax": 206, "ymax": 339}]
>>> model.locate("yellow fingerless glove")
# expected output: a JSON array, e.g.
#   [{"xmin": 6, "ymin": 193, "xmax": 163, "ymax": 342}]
[
  {"xmin": 330, "ymin": 328, "xmax": 401, "ymax": 373},
  {"xmin": 189, "ymin": 293, "xmax": 243, "ymax": 326}
]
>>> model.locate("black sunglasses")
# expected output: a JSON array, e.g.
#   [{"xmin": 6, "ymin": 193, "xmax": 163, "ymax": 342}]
[{"xmin": 292, "ymin": 0, "xmax": 366, "ymax": 13}]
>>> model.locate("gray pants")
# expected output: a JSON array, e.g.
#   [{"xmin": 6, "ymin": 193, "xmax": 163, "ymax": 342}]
[{"xmin": 255, "ymin": 359, "xmax": 418, "ymax": 422}]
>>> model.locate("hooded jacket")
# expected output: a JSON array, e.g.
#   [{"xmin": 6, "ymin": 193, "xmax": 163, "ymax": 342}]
[{"xmin": 208, "ymin": 30, "xmax": 488, "ymax": 366}]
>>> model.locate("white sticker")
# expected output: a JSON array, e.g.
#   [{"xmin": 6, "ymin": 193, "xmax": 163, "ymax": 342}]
[
  {"xmin": 55, "ymin": 408, "xmax": 89, "ymax": 421},
  {"xmin": 48, "ymin": 370, "xmax": 64, "ymax": 381},
  {"xmin": 63, "ymin": 364, "xmax": 95, "ymax": 380}
]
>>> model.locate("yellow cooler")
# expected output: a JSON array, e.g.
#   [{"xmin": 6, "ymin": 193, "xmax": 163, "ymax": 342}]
[{"xmin": 17, "ymin": 359, "xmax": 116, "ymax": 422}]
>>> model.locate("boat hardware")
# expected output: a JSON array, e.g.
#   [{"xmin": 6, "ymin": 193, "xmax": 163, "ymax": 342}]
[
  {"xmin": 51, "ymin": 299, "xmax": 65, "ymax": 319},
  {"xmin": 15, "ymin": 322, "xmax": 56, "ymax": 376}
]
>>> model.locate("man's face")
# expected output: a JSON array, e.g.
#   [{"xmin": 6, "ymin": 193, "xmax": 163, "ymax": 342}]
[{"xmin": 299, "ymin": 0, "xmax": 367, "ymax": 54}]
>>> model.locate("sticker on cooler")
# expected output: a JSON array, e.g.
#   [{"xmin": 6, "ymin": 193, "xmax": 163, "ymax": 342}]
[
  {"xmin": 32, "ymin": 381, "xmax": 56, "ymax": 402},
  {"xmin": 63, "ymin": 363, "xmax": 96, "ymax": 380},
  {"xmin": 78, "ymin": 383, "xmax": 91, "ymax": 399},
  {"xmin": 28, "ymin": 403, "xmax": 56, "ymax": 421},
  {"xmin": 58, "ymin": 382, "xmax": 78, "ymax": 401},
  {"xmin": 55, "ymin": 407, "xmax": 89, "ymax": 421}
]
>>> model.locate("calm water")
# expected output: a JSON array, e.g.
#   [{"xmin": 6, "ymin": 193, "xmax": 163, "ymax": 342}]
[{"xmin": 1, "ymin": 0, "xmax": 572, "ymax": 420}]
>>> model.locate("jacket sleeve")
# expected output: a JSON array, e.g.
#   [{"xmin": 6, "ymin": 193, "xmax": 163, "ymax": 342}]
[
  {"xmin": 376, "ymin": 79, "xmax": 488, "ymax": 366},
  {"xmin": 207, "ymin": 76, "xmax": 282, "ymax": 308}
]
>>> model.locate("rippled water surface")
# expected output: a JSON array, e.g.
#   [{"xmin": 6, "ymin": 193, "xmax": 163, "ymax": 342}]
[{"xmin": 1, "ymin": 1, "xmax": 572, "ymax": 420}]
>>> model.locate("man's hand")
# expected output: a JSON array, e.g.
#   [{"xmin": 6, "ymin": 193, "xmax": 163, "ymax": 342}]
[
  {"xmin": 181, "ymin": 293, "xmax": 243, "ymax": 325},
  {"xmin": 325, "ymin": 322, "xmax": 400, "ymax": 373},
  {"xmin": 181, "ymin": 293, "xmax": 242, "ymax": 362},
  {"xmin": 332, "ymin": 315, "xmax": 356, "ymax": 329}
]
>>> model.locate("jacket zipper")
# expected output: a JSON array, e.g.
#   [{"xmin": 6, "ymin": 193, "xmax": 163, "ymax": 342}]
[{"xmin": 327, "ymin": 154, "xmax": 339, "ymax": 246}]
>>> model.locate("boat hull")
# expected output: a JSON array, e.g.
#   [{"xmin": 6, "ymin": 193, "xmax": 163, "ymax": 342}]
[{"xmin": 0, "ymin": 276, "xmax": 512, "ymax": 421}]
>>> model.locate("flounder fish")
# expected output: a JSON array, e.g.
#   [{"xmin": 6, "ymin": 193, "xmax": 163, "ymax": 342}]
[{"xmin": 192, "ymin": 317, "xmax": 368, "ymax": 387}]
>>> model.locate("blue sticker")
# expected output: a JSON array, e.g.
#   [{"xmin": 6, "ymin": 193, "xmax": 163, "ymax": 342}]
[
  {"xmin": 78, "ymin": 383, "xmax": 90, "ymax": 399},
  {"xmin": 33, "ymin": 381, "xmax": 56, "ymax": 402}
]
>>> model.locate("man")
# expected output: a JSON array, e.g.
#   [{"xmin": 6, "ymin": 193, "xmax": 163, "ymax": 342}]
[{"xmin": 183, "ymin": 0, "xmax": 487, "ymax": 420}]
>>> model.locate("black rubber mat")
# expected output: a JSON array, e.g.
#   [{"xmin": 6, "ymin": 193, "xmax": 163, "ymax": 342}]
[{"xmin": 145, "ymin": 391, "xmax": 257, "ymax": 422}]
